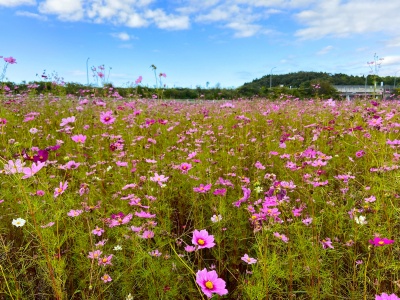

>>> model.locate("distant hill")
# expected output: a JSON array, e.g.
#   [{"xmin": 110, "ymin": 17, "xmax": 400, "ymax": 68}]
[{"xmin": 237, "ymin": 71, "xmax": 397, "ymax": 98}]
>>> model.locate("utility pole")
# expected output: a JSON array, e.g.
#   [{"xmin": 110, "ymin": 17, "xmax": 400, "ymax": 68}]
[
  {"xmin": 86, "ymin": 57, "xmax": 90, "ymax": 86},
  {"xmin": 270, "ymin": 67, "xmax": 276, "ymax": 88},
  {"xmin": 394, "ymin": 70, "xmax": 400, "ymax": 88}
]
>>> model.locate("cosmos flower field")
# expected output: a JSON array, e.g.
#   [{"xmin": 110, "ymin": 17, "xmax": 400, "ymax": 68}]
[{"xmin": 1, "ymin": 92, "xmax": 400, "ymax": 299}]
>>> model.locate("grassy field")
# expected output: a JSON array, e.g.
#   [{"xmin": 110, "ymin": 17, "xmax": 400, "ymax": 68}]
[{"xmin": 0, "ymin": 94, "xmax": 399, "ymax": 299}]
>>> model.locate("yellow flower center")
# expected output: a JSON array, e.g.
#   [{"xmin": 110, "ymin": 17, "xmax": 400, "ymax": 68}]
[
  {"xmin": 94, "ymin": 254, "xmax": 99, "ymax": 258},
  {"xmin": 378, "ymin": 240, "xmax": 384, "ymax": 245},
  {"xmin": 57, "ymin": 188, "xmax": 63, "ymax": 193},
  {"xmin": 205, "ymin": 281, "xmax": 213, "ymax": 289},
  {"xmin": 251, "ymin": 215, "xmax": 257, "ymax": 220},
  {"xmin": 102, "ymin": 258, "xmax": 108, "ymax": 263},
  {"xmin": 197, "ymin": 239, "xmax": 205, "ymax": 245},
  {"xmin": 103, "ymin": 275, "xmax": 109, "ymax": 280}
]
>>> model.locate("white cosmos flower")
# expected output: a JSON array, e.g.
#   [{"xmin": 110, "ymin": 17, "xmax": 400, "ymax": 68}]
[
  {"xmin": 12, "ymin": 217, "xmax": 26, "ymax": 227},
  {"xmin": 354, "ymin": 215, "xmax": 367, "ymax": 225},
  {"xmin": 211, "ymin": 214, "xmax": 223, "ymax": 223}
]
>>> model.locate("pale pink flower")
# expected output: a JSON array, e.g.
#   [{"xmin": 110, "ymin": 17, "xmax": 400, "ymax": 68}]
[
  {"xmin": 54, "ymin": 181, "xmax": 68, "ymax": 198},
  {"xmin": 241, "ymin": 254, "xmax": 257, "ymax": 264},
  {"xmin": 67, "ymin": 209, "xmax": 83, "ymax": 217},
  {"xmin": 140, "ymin": 230, "xmax": 154, "ymax": 239},
  {"xmin": 149, "ymin": 173, "xmax": 169, "ymax": 186},
  {"xmin": 22, "ymin": 161, "xmax": 46, "ymax": 179},
  {"xmin": 3, "ymin": 159, "xmax": 25, "ymax": 174},
  {"xmin": 92, "ymin": 226, "xmax": 105, "ymax": 236},
  {"xmin": 101, "ymin": 274, "xmax": 112, "ymax": 283},
  {"xmin": 71, "ymin": 134, "xmax": 86, "ymax": 144},
  {"xmin": 87, "ymin": 250, "xmax": 102, "ymax": 260},
  {"xmin": 60, "ymin": 116, "xmax": 75, "ymax": 127}
]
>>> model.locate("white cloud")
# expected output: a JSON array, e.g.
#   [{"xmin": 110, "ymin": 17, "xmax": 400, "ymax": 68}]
[
  {"xmin": 386, "ymin": 36, "xmax": 400, "ymax": 48},
  {"xmin": 145, "ymin": 9, "xmax": 189, "ymax": 30},
  {"xmin": 295, "ymin": 0, "xmax": 400, "ymax": 40},
  {"xmin": 196, "ymin": 5, "xmax": 240, "ymax": 22},
  {"xmin": 16, "ymin": 10, "xmax": 47, "ymax": 20},
  {"xmin": 316, "ymin": 45, "xmax": 333, "ymax": 55},
  {"xmin": 0, "ymin": 0, "xmax": 35, "ymax": 6},
  {"xmin": 111, "ymin": 32, "xmax": 131, "ymax": 41},
  {"xmin": 225, "ymin": 22, "xmax": 261, "ymax": 38},
  {"xmin": 38, "ymin": 0, "xmax": 83, "ymax": 21},
  {"xmin": 381, "ymin": 56, "xmax": 400, "ymax": 66}
]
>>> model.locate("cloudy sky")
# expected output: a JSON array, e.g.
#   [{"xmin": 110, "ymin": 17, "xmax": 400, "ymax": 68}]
[{"xmin": 1, "ymin": 0, "xmax": 400, "ymax": 88}]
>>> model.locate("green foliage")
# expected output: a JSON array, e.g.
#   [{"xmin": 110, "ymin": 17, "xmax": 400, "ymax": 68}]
[{"xmin": 0, "ymin": 96, "xmax": 400, "ymax": 299}]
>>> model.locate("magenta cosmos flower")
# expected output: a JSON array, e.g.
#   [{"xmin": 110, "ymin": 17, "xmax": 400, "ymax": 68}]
[
  {"xmin": 375, "ymin": 293, "xmax": 400, "ymax": 300},
  {"xmin": 196, "ymin": 268, "xmax": 228, "ymax": 298},
  {"xmin": 4, "ymin": 56, "xmax": 17, "ymax": 64},
  {"xmin": 100, "ymin": 111, "xmax": 116, "ymax": 125},
  {"xmin": 192, "ymin": 229, "xmax": 215, "ymax": 249},
  {"xmin": 369, "ymin": 237, "xmax": 394, "ymax": 247}
]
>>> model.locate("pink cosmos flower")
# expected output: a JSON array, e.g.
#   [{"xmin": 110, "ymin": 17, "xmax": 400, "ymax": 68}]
[
  {"xmin": 179, "ymin": 162, "xmax": 192, "ymax": 174},
  {"xmin": 185, "ymin": 245, "xmax": 196, "ymax": 252},
  {"xmin": 54, "ymin": 181, "xmax": 68, "ymax": 198},
  {"xmin": 4, "ymin": 56, "xmax": 17, "ymax": 64},
  {"xmin": 101, "ymin": 274, "xmax": 112, "ymax": 283},
  {"xmin": 3, "ymin": 159, "xmax": 25, "ymax": 174},
  {"xmin": 135, "ymin": 210, "xmax": 156, "ymax": 218},
  {"xmin": 368, "ymin": 117, "xmax": 383, "ymax": 127},
  {"xmin": 192, "ymin": 229, "xmax": 215, "ymax": 249},
  {"xmin": 375, "ymin": 293, "xmax": 400, "ymax": 300},
  {"xmin": 233, "ymin": 186, "xmax": 251, "ymax": 207},
  {"xmin": 135, "ymin": 75, "xmax": 142, "ymax": 85},
  {"xmin": 273, "ymin": 232, "xmax": 289, "ymax": 243},
  {"xmin": 98, "ymin": 254, "xmax": 113, "ymax": 266},
  {"xmin": 369, "ymin": 237, "xmax": 394, "ymax": 247},
  {"xmin": 149, "ymin": 173, "xmax": 169, "ymax": 186},
  {"xmin": 213, "ymin": 188, "xmax": 226, "ymax": 196},
  {"xmin": 355, "ymin": 150, "xmax": 365, "ymax": 158},
  {"xmin": 321, "ymin": 238, "xmax": 334, "ymax": 249},
  {"xmin": 109, "ymin": 213, "xmax": 133, "ymax": 227},
  {"xmin": 254, "ymin": 161, "xmax": 265, "ymax": 169},
  {"xmin": 88, "ymin": 250, "xmax": 102, "ymax": 259},
  {"xmin": 60, "ymin": 116, "xmax": 75, "ymax": 127},
  {"xmin": 71, "ymin": 134, "xmax": 87, "ymax": 144},
  {"xmin": 92, "ymin": 226, "xmax": 105, "ymax": 236},
  {"xmin": 100, "ymin": 111, "xmax": 116, "ymax": 125},
  {"xmin": 241, "ymin": 254, "xmax": 257, "ymax": 264},
  {"xmin": 116, "ymin": 161, "xmax": 128, "ymax": 167},
  {"xmin": 302, "ymin": 217, "xmax": 313, "ymax": 226},
  {"xmin": 40, "ymin": 222, "xmax": 55, "ymax": 228},
  {"xmin": 22, "ymin": 161, "xmax": 46, "ymax": 179},
  {"xmin": 67, "ymin": 209, "xmax": 83, "ymax": 217},
  {"xmin": 193, "ymin": 184, "xmax": 212, "ymax": 193},
  {"xmin": 140, "ymin": 230, "xmax": 154, "ymax": 239},
  {"xmin": 196, "ymin": 268, "xmax": 228, "ymax": 298}
]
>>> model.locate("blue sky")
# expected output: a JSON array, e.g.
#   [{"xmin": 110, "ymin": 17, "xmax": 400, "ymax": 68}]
[{"xmin": 1, "ymin": 0, "xmax": 400, "ymax": 88}]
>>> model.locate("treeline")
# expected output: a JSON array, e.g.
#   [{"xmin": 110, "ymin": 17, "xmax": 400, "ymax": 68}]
[
  {"xmin": 1, "ymin": 71, "xmax": 399, "ymax": 100},
  {"xmin": 0, "ymin": 81, "xmax": 240, "ymax": 100},
  {"xmin": 237, "ymin": 71, "xmax": 399, "ymax": 98}
]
